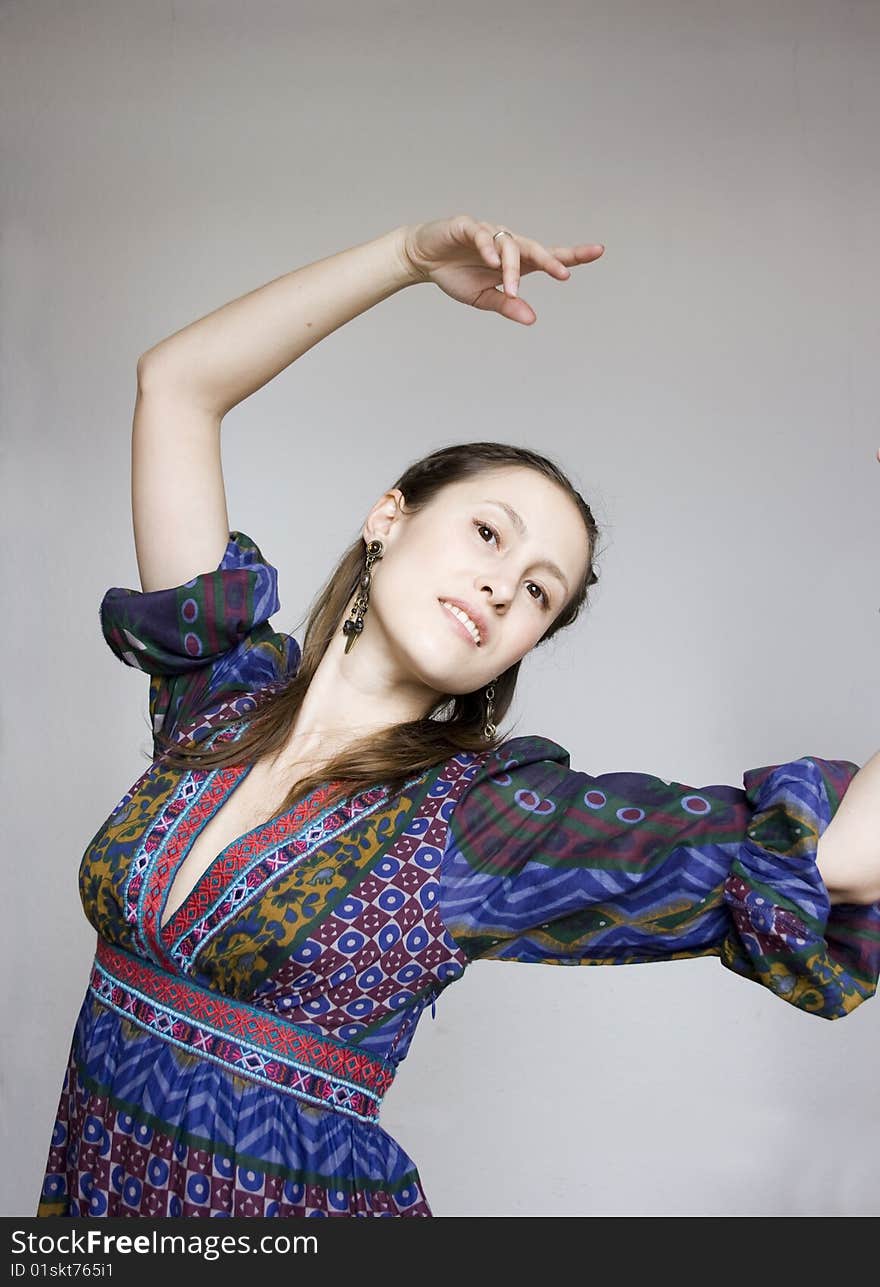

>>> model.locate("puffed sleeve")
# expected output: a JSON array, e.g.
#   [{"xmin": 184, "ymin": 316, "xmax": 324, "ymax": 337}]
[
  {"xmin": 99, "ymin": 530, "xmax": 301, "ymax": 756},
  {"xmin": 439, "ymin": 736, "xmax": 880, "ymax": 1021}
]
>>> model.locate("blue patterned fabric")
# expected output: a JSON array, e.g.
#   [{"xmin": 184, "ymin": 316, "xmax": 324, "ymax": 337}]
[
  {"xmin": 441, "ymin": 740, "xmax": 880, "ymax": 1019},
  {"xmin": 36, "ymin": 530, "xmax": 880, "ymax": 1219},
  {"xmin": 100, "ymin": 531, "xmax": 301, "ymax": 755}
]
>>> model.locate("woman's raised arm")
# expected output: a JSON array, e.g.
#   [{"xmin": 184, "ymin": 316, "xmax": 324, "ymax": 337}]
[
  {"xmin": 130, "ymin": 225, "xmax": 418, "ymax": 594},
  {"xmin": 129, "ymin": 385, "xmax": 231, "ymax": 593},
  {"xmin": 136, "ymin": 225, "xmax": 418, "ymax": 416},
  {"xmin": 129, "ymin": 214, "xmax": 601, "ymax": 593}
]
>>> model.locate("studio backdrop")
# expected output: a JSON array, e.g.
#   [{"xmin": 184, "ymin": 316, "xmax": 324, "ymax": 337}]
[{"xmin": 2, "ymin": 0, "xmax": 879, "ymax": 1216}]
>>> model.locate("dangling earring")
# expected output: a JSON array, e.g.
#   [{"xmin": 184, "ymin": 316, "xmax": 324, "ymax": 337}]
[
  {"xmin": 483, "ymin": 679, "xmax": 498, "ymax": 741},
  {"xmin": 342, "ymin": 539, "xmax": 384, "ymax": 653}
]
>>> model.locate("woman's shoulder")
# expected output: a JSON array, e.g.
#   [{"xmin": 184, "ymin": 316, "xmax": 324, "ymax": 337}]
[
  {"xmin": 157, "ymin": 676, "xmax": 293, "ymax": 754},
  {"xmin": 440, "ymin": 732, "xmax": 573, "ymax": 814},
  {"xmin": 461, "ymin": 732, "xmax": 571, "ymax": 779}
]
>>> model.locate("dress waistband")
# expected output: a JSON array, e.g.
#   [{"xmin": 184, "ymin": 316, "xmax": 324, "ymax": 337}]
[{"xmin": 89, "ymin": 938, "xmax": 395, "ymax": 1124}]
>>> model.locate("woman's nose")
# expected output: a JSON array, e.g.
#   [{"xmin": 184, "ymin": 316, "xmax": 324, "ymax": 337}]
[{"xmin": 479, "ymin": 582, "xmax": 512, "ymax": 609}]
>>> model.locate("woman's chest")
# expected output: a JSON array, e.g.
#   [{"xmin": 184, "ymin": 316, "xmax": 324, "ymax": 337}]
[
  {"xmin": 76, "ymin": 747, "xmax": 476, "ymax": 1005},
  {"xmin": 160, "ymin": 756, "xmax": 308, "ymax": 931}
]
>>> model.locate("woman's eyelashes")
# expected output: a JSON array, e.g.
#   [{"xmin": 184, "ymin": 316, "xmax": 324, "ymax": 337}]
[{"xmin": 473, "ymin": 520, "xmax": 551, "ymax": 608}]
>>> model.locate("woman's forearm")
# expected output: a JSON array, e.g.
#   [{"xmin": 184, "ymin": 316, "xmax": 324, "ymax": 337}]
[
  {"xmin": 816, "ymin": 748, "xmax": 880, "ymax": 905},
  {"xmin": 136, "ymin": 223, "xmax": 418, "ymax": 416}
]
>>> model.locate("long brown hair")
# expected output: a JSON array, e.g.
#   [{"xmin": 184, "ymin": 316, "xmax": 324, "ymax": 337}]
[{"xmin": 152, "ymin": 442, "xmax": 602, "ymax": 819}]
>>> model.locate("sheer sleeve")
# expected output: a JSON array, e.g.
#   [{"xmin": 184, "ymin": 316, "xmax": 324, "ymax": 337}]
[
  {"xmin": 99, "ymin": 530, "xmax": 301, "ymax": 756},
  {"xmin": 439, "ymin": 736, "xmax": 880, "ymax": 1021}
]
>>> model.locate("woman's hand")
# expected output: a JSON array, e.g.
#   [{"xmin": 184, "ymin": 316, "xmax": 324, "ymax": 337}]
[{"xmin": 398, "ymin": 213, "xmax": 604, "ymax": 325}]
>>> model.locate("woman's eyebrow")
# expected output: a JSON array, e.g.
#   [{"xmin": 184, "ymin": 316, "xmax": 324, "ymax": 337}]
[{"xmin": 482, "ymin": 499, "xmax": 570, "ymax": 592}]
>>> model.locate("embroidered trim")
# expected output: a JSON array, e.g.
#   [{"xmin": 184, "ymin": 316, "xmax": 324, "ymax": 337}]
[
  {"xmin": 142, "ymin": 761, "xmax": 258, "ymax": 967},
  {"xmin": 122, "ymin": 772, "xmax": 209, "ymax": 964},
  {"xmin": 90, "ymin": 938, "xmax": 395, "ymax": 1123},
  {"xmin": 126, "ymin": 719, "xmax": 246, "ymax": 963},
  {"xmin": 138, "ymin": 771, "xmax": 217, "ymax": 966},
  {"xmin": 163, "ymin": 774, "xmax": 343, "ymax": 946},
  {"xmin": 124, "ymin": 712, "xmax": 247, "ymax": 964},
  {"xmin": 164, "ymin": 780, "xmax": 396, "ymax": 970}
]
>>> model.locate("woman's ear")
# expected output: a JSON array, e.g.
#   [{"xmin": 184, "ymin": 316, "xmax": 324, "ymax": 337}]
[{"xmin": 362, "ymin": 488, "xmax": 407, "ymax": 545}]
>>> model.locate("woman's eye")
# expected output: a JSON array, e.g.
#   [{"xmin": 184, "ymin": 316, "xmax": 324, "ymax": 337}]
[{"xmin": 474, "ymin": 520, "xmax": 550, "ymax": 609}]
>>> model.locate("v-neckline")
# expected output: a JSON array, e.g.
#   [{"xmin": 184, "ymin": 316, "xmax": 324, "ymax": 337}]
[
  {"xmin": 139, "ymin": 710, "xmax": 444, "ymax": 968},
  {"xmin": 155, "ymin": 760, "xmax": 345, "ymax": 937}
]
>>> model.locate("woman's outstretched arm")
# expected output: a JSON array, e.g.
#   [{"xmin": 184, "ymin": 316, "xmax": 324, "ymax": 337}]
[
  {"xmin": 816, "ymin": 747, "xmax": 880, "ymax": 905},
  {"xmin": 440, "ymin": 736, "xmax": 880, "ymax": 1020}
]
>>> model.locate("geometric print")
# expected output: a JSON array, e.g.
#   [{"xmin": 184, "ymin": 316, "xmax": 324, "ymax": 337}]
[
  {"xmin": 440, "ymin": 738, "xmax": 880, "ymax": 1020},
  {"xmin": 37, "ymin": 528, "xmax": 880, "ymax": 1219},
  {"xmin": 157, "ymin": 774, "xmax": 392, "ymax": 972},
  {"xmin": 247, "ymin": 747, "xmax": 480, "ymax": 1053},
  {"xmin": 37, "ymin": 737, "xmax": 490, "ymax": 1218},
  {"xmin": 90, "ymin": 939, "xmax": 396, "ymax": 1122},
  {"xmin": 99, "ymin": 529, "xmax": 302, "ymax": 760},
  {"xmin": 38, "ymin": 1003, "xmax": 430, "ymax": 1217},
  {"xmin": 123, "ymin": 724, "xmax": 401, "ymax": 974}
]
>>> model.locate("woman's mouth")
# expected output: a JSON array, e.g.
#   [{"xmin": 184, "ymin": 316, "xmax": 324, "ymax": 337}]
[{"xmin": 439, "ymin": 599, "xmax": 482, "ymax": 647}]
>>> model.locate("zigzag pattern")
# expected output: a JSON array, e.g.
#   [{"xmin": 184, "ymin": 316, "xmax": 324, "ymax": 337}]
[
  {"xmin": 43, "ymin": 529, "xmax": 879, "ymax": 1220},
  {"xmin": 46, "ymin": 993, "xmax": 424, "ymax": 1203},
  {"xmin": 438, "ymin": 738, "xmax": 880, "ymax": 1018}
]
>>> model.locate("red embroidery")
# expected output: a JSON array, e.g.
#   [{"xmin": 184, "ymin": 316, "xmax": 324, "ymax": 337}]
[{"xmin": 92, "ymin": 938, "xmax": 394, "ymax": 1122}]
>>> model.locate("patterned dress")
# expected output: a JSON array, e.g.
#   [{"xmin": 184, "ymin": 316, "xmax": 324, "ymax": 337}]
[{"xmin": 36, "ymin": 531, "xmax": 880, "ymax": 1218}]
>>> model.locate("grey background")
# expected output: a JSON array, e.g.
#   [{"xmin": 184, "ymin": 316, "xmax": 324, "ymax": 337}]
[{"xmin": 2, "ymin": 0, "xmax": 879, "ymax": 1216}]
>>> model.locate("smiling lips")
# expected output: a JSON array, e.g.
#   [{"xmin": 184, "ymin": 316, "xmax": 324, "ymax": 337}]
[{"xmin": 439, "ymin": 599, "xmax": 484, "ymax": 647}]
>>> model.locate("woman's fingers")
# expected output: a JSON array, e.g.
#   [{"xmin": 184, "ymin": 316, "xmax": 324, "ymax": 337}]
[
  {"xmin": 513, "ymin": 234, "xmax": 577, "ymax": 282},
  {"xmin": 549, "ymin": 243, "xmax": 605, "ymax": 266},
  {"xmin": 535, "ymin": 242, "xmax": 605, "ymax": 277},
  {"xmin": 483, "ymin": 228, "xmax": 605, "ymax": 298},
  {"xmin": 471, "ymin": 283, "xmax": 536, "ymax": 325},
  {"xmin": 449, "ymin": 216, "xmax": 605, "ymax": 322},
  {"xmin": 501, "ymin": 237, "xmax": 520, "ymax": 297},
  {"xmin": 472, "ymin": 223, "xmax": 506, "ymax": 271},
  {"xmin": 480, "ymin": 223, "xmax": 521, "ymax": 297}
]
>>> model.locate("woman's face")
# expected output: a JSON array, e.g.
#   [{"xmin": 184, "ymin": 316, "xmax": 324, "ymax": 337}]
[{"xmin": 356, "ymin": 465, "xmax": 591, "ymax": 701}]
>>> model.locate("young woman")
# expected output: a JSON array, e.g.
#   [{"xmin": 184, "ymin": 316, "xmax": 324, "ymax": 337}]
[{"xmin": 37, "ymin": 215, "xmax": 880, "ymax": 1218}]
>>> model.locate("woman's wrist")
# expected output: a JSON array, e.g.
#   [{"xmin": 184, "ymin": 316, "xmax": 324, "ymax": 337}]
[
  {"xmin": 393, "ymin": 223, "xmax": 430, "ymax": 286},
  {"xmin": 386, "ymin": 223, "xmax": 428, "ymax": 288}
]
